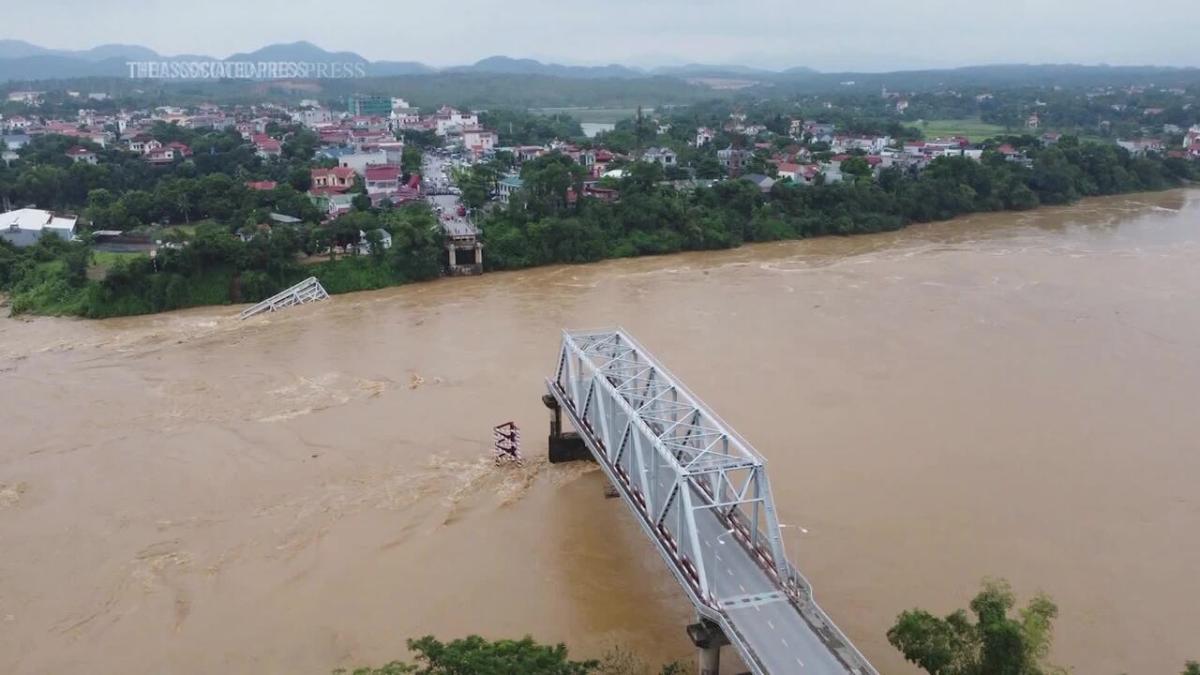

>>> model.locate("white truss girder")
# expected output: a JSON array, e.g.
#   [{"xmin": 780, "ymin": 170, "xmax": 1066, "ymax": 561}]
[
  {"xmin": 546, "ymin": 329, "xmax": 879, "ymax": 675},
  {"xmin": 552, "ymin": 329, "xmax": 795, "ymax": 603}
]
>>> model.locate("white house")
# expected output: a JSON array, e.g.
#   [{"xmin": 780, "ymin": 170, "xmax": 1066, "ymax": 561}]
[
  {"xmin": 6, "ymin": 91, "xmax": 43, "ymax": 105},
  {"xmin": 642, "ymin": 147, "xmax": 678, "ymax": 168},
  {"xmin": 336, "ymin": 148, "xmax": 388, "ymax": 175},
  {"xmin": 0, "ymin": 209, "xmax": 78, "ymax": 247},
  {"xmin": 832, "ymin": 134, "xmax": 892, "ymax": 154},
  {"xmin": 356, "ymin": 228, "xmax": 393, "ymax": 255},
  {"xmin": 434, "ymin": 107, "xmax": 479, "ymax": 136},
  {"xmin": 65, "ymin": 146, "xmax": 98, "ymax": 164},
  {"xmin": 497, "ymin": 175, "xmax": 524, "ymax": 204},
  {"xmin": 462, "ymin": 127, "xmax": 498, "ymax": 156},
  {"xmin": 1184, "ymin": 125, "xmax": 1200, "ymax": 148},
  {"xmin": 364, "ymin": 164, "xmax": 402, "ymax": 194},
  {"xmin": 293, "ymin": 107, "xmax": 333, "ymax": 128},
  {"xmin": 1116, "ymin": 138, "xmax": 1165, "ymax": 156},
  {"xmin": 372, "ymin": 140, "xmax": 406, "ymax": 165}
]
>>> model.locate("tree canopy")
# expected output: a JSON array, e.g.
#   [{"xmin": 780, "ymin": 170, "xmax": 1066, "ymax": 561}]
[
  {"xmin": 887, "ymin": 579, "xmax": 1064, "ymax": 675},
  {"xmin": 333, "ymin": 635, "xmax": 682, "ymax": 675}
]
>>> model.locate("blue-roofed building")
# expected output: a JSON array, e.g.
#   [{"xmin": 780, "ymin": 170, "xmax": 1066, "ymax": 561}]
[{"xmin": 497, "ymin": 175, "xmax": 524, "ymax": 204}]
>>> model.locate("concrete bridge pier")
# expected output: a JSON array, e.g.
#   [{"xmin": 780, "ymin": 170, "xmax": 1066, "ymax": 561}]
[
  {"xmin": 687, "ymin": 620, "xmax": 729, "ymax": 675},
  {"xmin": 541, "ymin": 394, "xmax": 590, "ymax": 463}
]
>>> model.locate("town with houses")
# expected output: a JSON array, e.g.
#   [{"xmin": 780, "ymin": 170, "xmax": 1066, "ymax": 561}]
[{"xmin": 2, "ymin": 83, "xmax": 1200, "ymax": 276}]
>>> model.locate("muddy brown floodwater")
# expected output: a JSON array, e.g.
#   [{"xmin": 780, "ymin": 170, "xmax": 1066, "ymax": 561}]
[{"xmin": 2, "ymin": 190, "xmax": 1200, "ymax": 675}]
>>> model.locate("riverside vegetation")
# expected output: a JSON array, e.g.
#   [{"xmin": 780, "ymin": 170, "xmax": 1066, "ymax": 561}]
[
  {"xmin": 338, "ymin": 581, "xmax": 1199, "ymax": 675},
  {"xmin": 0, "ymin": 131, "xmax": 1196, "ymax": 318}
]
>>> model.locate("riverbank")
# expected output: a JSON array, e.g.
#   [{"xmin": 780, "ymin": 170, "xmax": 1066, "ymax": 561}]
[{"xmin": 7, "ymin": 140, "xmax": 1197, "ymax": 319}]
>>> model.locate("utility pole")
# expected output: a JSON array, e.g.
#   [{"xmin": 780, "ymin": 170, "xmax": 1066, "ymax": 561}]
[{"xmin": 635, "ymin": 105, "xmax": 646, "ymax": 155}]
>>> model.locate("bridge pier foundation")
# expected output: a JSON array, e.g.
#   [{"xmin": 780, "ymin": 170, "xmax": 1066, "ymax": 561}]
[
  {"xmin": 541, "ymin": 394, "xmax": 590, "ymax": 463},
  {"xmin": 687, "ymin": 620, "xmax": 729, "ymax": 675}
]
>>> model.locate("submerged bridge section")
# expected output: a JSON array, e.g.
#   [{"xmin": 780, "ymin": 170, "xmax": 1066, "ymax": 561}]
[
  {"xmin": 544, "ymin": 329, "xmax": 876, "ymax": 675},
  {"xmin": 239, "ymin": 276, "xmax": 329, "ymax": 320}
]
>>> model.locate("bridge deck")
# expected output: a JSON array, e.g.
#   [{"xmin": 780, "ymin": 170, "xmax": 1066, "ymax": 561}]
[{"xmin": 547, "ymin": 328, "xmax": 876, "ymax": 675}]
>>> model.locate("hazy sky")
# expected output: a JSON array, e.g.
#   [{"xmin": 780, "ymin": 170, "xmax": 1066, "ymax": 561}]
[{"xmin": 7, "ymin": 0, "xmax": 1197, "ymax": 71}]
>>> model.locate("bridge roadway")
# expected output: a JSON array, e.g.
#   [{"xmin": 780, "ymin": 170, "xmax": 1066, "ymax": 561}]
[
  {"xmin": 547, "ymin": 328, "xmax": 875, "ymax": 675},
  {"xmin": 690, "ymin": 500, "xmax": 851, "ymax": 675}
]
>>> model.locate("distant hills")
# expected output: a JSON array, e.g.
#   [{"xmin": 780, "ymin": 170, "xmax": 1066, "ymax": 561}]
[
  {"xmin": 0, "ymin": 39, "xmax": 161, "ymax": 62},
  {"xmin": 446, "ymin": 56, "xmax": 644, "ymax": 79},
  {"xmin": 0, "ymin": 40, "xmax": 813, "ymax": 82},
  {"xmin": 0, "ymin": 39, "xmax": 1196, "ymax": 87}
]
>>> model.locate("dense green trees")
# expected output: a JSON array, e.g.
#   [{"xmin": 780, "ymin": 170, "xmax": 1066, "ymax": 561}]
[
  {"xmin": 454, "ymin": 158, "xmax": 511, "ymax": 209},
  {"xmin": 0, "ymin": 203, "xmax": 442, "ymax": 317},
  {"xmin": 333, "ymin": 635, "xmax": 683, "ymax": 675},
  {"xmin": 479, "ymin": 139, "xmax": 1192, "ymax": 274},
  {"xmin": 481, "ymin": 109, "xmax": 584, "ymax": 146},
  {"xmin": 888, "ymin": 579, "xmax": 1064, "ymax": 675},
  {"xmin": 0, "ymin": 128, "xmax": 321, "ymax": 230},
  {"xmin": 889, "ymin": 580, "xmax": 1198, "ymax": 675}
]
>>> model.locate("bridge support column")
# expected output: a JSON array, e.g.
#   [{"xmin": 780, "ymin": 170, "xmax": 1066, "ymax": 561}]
[
  {"xmin": 541, "ymin": 394, "xmax": 590, "ymax": 463},
  {"xmin": 687, "ymin": 620, "xmax": 729, "ymax": 675}
]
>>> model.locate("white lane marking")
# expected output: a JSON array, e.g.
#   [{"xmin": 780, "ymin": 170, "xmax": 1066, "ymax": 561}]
[
  {"xmin": 726, "ymin": 568, "xmax": 733, "ymax": 576},
  {"xmin": 796, "ymin": 657, "xmax": 805, "ymax": 667},
  {"xmin": 767, "ymin": 620, "xmax": 775, "ymax": 630},
  {"xmin": 781, "ymin": 637, "xmax": 789, "ymax": 648},
  {"xmin": 738, "ymin": 584, "xmax": 746, "ymax": 592}
]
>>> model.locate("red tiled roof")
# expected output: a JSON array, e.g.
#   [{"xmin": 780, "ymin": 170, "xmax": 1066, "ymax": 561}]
[
  {"xmin": 245, "ymin": 180, "xmax": 278, "ymax": 191},
  {"xmin": 365, "ymin": 164, "xmax": 401, "ymax": 181}
]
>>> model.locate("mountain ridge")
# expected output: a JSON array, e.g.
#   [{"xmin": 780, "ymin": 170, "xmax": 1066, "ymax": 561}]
[{"xmin": 0, "ymin": 39, "xmax": 1197, "ymax": 84}]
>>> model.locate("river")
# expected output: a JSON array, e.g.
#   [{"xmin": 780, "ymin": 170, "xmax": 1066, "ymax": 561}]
[{"xmin": 2, "ymin": 190, "xmax": 1199, "ymax": 674}]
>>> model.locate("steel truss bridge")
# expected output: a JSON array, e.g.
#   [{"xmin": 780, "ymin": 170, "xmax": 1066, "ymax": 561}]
[{"xmin": 544, "ymin": 329, "xmax": 877, "ymax": 675}]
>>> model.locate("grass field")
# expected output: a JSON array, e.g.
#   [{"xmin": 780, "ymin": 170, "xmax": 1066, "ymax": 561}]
[
  {"xmin": 916, "ymin": 118, "xmax": 1013, "ymax": 142},
  {"xmin": 88, "ymin": 250, "xmax": 148, "ymax": 280}
]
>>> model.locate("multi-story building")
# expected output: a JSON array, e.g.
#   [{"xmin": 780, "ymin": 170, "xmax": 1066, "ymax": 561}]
[{"xmin": 347, "ymin": 95, "xmax": 392, "ymax": 118}]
